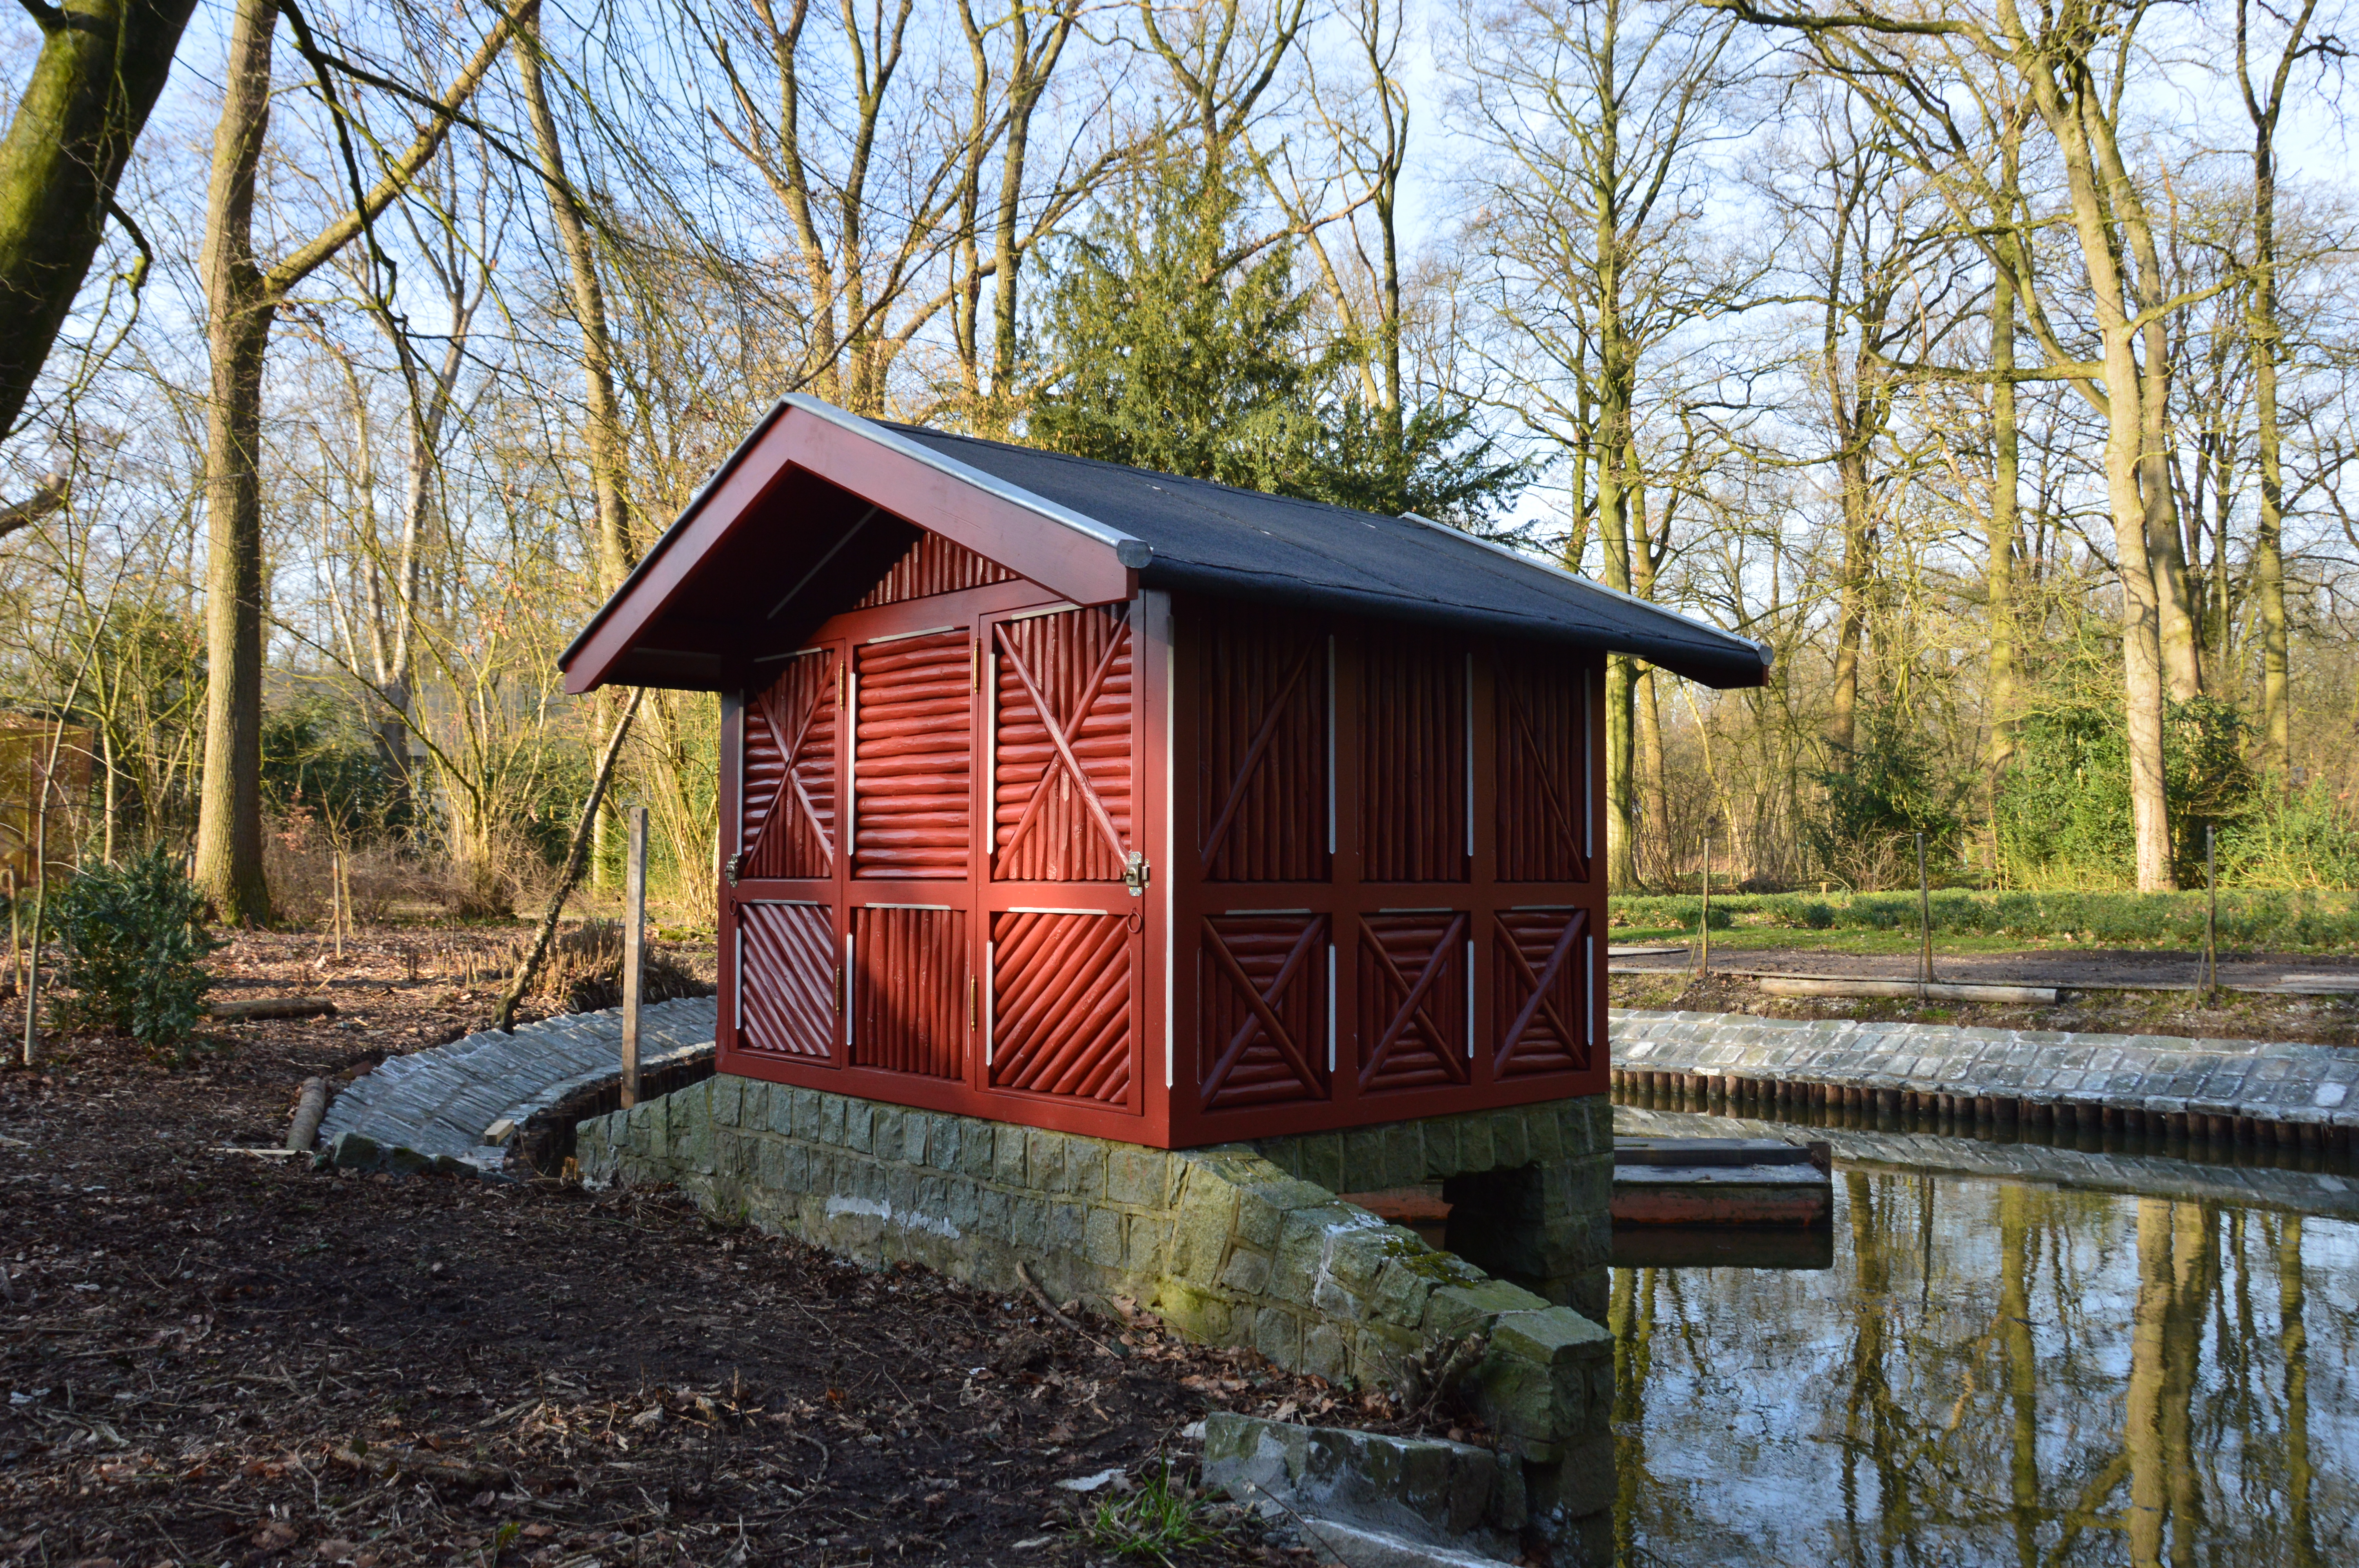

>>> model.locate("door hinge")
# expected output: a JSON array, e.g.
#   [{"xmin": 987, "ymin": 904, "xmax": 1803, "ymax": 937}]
[{"xmin": 1122, "ymin": 851, "xmax": 1151, "ymax": 897}]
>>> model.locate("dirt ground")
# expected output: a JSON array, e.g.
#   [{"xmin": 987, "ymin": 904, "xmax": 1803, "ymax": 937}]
[
  {"xmin": 1610, "ymin": 960, "xmax": 2359, "ymax": 1046},
  {"xmin": 0, "ymin": 932, "xmax": 1470, "ymax": 1568}
]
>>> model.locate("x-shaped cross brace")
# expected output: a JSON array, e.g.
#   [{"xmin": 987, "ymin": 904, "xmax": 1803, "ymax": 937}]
[
  {"xmin": 1359, "ymin": 913, "xmax": 1472, "ymax": 1090},
  {"xmin": 992, "ymin": 612, "xmax": 1130, "ymax": 873},
  {"xmin": 1494, "ymin": 910, "xmax": 1587, "ymax": 1071},
  {"xmin": 742, "ymin": 660, "xmax": 836, "ymax": 874},
  {"xmin": 1201, "ymin": 918, "xmax": 1326, "ymax": 1103}
]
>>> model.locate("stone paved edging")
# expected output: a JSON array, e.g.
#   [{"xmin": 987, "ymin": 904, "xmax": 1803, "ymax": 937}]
[
  {"xmin": 318, "ymin": 998, "xmax": 719, "ymax": 1175},
  {"xmin": 1609, "ymin": 1008, "xmax": 2359, "ymax": 1143},
  {"xmin": 1613, "ymin": 1105, "xmax": 2359, "ymax": 1220}
]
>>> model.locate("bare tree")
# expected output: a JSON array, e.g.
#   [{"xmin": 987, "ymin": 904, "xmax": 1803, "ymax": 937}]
[{"xmin": 194, "ymin": 0, "xmax": 528, "ymax": 922}]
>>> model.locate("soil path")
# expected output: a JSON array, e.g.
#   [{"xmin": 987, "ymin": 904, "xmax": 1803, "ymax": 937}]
[{"xmin": 0, "ymin": 932, "xmax": 1375, "ymax": 1568}]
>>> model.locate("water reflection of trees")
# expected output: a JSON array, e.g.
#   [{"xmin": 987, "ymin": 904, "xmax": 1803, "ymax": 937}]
[{"xmin": 1609, "ymin": 1174, "xmax": 2349, "ymax": 1566}]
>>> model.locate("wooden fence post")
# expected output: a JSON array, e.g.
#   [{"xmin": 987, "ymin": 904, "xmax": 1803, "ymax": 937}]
[
  {"xmin": 621, "ymin": 806, "xmax": 647, "ymax": 1109},
  {"xmin": 1916, "ymin": 831, "xmax": 1932, "ymax": 998}
]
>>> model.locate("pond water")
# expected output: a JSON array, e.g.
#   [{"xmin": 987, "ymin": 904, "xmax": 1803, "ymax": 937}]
[{"xmin": 1612, "ymin": 1167, "xmax": 2359, "ymax": 1566}]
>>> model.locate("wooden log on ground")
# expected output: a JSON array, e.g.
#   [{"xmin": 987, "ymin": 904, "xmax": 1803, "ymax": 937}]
[
  {"xmin": 285, "ymin": 1076, "xmax": 329, "ymax": 1152},
  {"xmin": 210, "ymin": 995, "xmax": 338, "ymax": 1022}
]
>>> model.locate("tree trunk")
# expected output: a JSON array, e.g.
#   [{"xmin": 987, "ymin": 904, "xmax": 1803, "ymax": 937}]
[
  {"xmin": 0, "ymin": 0, "xmax": 200, "ymax": 438},
  {"xmin": 2242, "ymin": 0, "xmax": 2306, "ymax": 777},
  {"xmin": 193, "ymin": 0, "xmax": 280, "ymax": 925},
  {"xmin": 1827, "ymin": 445, "xmax": 1872, "ymax": 755},
  {"xmin": 1598, "ymin": 395, "xmax": 1639, "ymax": 891},
  {"xmin": 1986, "ymin": 264, "xmax": 2022, "ymax": 775}
]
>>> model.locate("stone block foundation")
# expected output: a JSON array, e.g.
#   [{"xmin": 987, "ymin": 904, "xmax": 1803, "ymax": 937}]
[{"xmin": 575, "ymin": 1077, "xmax": 1615, "ymax": 1559}]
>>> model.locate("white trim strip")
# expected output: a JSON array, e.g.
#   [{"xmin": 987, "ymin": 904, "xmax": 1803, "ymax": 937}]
[
  {"xmin": 1511, "ymin": 903, "xmax": 1579, "ymax": 912},
  {"xmin": 1225, "ymin": 907, "xmax": 1313, "ymax": 916},
  {"xmin": 843, "ymin": 931, "xmax": 856, "ymax": 1050},
  {"xmin": 1160, "ymin": 590, "xmax": 1176, "ymax": 1093},
  {"xmin": 1378, "ymin": 907, "xmax": 1454, "ymax": 915},
  {"xmin": 998, "ymin": 601, "xmax": 1080, "ymax": 624},
  {"xmin": 983, "ymin": 648, "xmax": 997, "ymax": 856},
  {"xmin": 865, "ymin": 623, "xmax": 960, "ymax": 644},
  {"xmin": 1326, "ymin": 942, "xmax": 1337, "ymax": 1075},
  {"xmin": 1585, "ymin": 934, "xmax": 1596, "ymax": 1045},
  {"xmin": 863, "ymin": 902, "xmax": 953, "ymax": 911},
  {"xmin": 984, "ymin": 940, "xmax": 996, "ymax": 1066},
  {"xmin": 1006, "ymin": 906, "xmax": 1110, "ymax": 916}
]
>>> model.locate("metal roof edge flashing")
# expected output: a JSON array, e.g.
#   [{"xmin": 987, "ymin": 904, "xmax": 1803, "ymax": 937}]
[
  {"xmin": 1396, "ymin": 511, "xmax": 1768, "ymax": 673},
  {"xmin": 784, "ymin": 395, "xmax": 1139, "ymax": 554},
  {"xmin": 1133, "ymin": 555, "xmax": 1762, "ymax": 686}
]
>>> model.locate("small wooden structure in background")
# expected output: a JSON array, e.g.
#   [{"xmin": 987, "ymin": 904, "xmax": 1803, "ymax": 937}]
[
  {"xmin": 0, "ymin": 719, "xmax": 91, "ymax": 889},
  {"xmin": 562, "ymin": 397, "xmax": 1768, "ymax": 1149}
]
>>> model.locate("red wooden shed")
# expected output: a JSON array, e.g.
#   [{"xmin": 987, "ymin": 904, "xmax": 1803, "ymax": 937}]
[{"xmin": 561, "ymin": 396, "xmax": 1769, "ymax": 1149}]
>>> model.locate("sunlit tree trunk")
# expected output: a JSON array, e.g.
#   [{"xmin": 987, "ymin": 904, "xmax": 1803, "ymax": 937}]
[
  {"xmin": 191, "ymin": 0, "xmax": 528, "ymax": 922},
  {"xmin": 1999, "ymin": 1185, "xmax": 2039, "ymax": 1568},
  {"xmin": 2277, "ymin": 1217, "xmax": 2317, "ymax": 1568},
  {"xmin": 2239, "ymin": 0, "xmax": 2315, "ymax": 777}
]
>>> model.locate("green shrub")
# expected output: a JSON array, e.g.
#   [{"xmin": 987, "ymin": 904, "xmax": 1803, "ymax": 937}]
[
  {"xmin": 1800, "ymin": 900, "xmax": 1834, "ymax": 929},
  {"xmin": 53, "ymin": 847, "xmax": 219, "ymax": 1062}
]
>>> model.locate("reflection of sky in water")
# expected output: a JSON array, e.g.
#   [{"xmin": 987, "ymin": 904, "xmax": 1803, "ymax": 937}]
[{"xmin": 1614, "ymin": 1173, "xmax": 2359, "ymax": 1566}]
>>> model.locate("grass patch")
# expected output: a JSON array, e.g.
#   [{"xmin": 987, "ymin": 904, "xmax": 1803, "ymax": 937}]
[
  {"xmin": 1609, "ymin": 888, "xmax": 2359, "ymax": 951},
  {"xmin": 1082, "ymin": 1464, "xmax": 1224, "ymax": 1561}
]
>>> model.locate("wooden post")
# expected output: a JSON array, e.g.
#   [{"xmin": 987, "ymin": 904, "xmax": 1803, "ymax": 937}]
[
  {"xmin": 331, "ymin": 847, "xmax": 345, "ymax": 960},
  {"xmin": 5, "ymin": 870, "xmax": 16, "ymax": 995},
  {"xmin": 1697, "ymin": 835, "xmax": 1711, "ymax": 976},
  {"xmin": 621, "ymin": 806, "xmax": 647, "ymax": 1109},
  {"xmin": 1916, "ymin": 831, "xmax": 1932, "ymax": 999},
  {"xmin": 2205, "ymin": 824, "xmax": 2218, "ymax": 1002}
]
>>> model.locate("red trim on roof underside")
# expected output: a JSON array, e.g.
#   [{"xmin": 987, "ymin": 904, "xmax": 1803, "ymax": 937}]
[{"xmin": 562, "ymin": 404, "xmax": 1130, "ymax": 693}]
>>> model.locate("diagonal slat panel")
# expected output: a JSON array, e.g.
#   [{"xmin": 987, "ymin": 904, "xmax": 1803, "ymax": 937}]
[
  {"xmin": 853, "ymin": 630, "xmax": 972, "ymax": 878},
  {"xmin": 1361, "ymin": 635, "xmax": 1467, "ymax": 884},
  {"xmin": 994, "ymin": 606, "xmax": 1132, "ymax": 882},
  {"xmin": 1197, "ymin": 612, "xmax": 1327, "ymax": 883},
  {"xmin": 855, "ymin": 532, "xmax": 1020, "ymax": 606},
  {"xmin": 736, "ymin": 902, "xmax": 835, "ymax": 1060},
  {"xmin": 1356, "ymin": 911, "xmax": 1470, "ymax": 1092},
  {"xmin": 1198, "ymin": 914, "xmax": 1328, "ymax": 1111},
  {"xmin": 742, "ymin": 650, "xmax": 836, "ymax": 879},
  {"xmin": 989, "ymin": 911, "xmax": 1132, "ymax": 1104},
  {"xmin": 1496, "ymin": 659, "xmax": 1588, "ymax": 883},
  {"xmin": 1492, "ymin": 909, "xmax": 1589, "ymax": 1077}
]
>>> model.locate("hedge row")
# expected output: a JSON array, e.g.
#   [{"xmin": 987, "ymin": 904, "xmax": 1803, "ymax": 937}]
[{"xmin": 1606, "ymin": 888, "xmax": 2359, "ymax": 950}]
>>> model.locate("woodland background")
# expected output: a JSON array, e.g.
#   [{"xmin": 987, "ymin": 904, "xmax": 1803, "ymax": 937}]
[{"xmin": 4, "ymin": 0, "xmax": 2357, "ymax": 928}]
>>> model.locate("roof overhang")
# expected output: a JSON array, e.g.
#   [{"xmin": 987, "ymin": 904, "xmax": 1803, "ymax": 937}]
[
  {"xmin": 562, "ymin": 396, "xmax": 1773, "ymax": 693},
  {"xmin": 559, "ymin": 397, "xmax": 1136, "ymax": 693}
]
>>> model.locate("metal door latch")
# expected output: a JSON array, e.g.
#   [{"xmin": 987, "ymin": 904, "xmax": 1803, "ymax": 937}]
[{"xmin": 1122, "ymin": 851, "xmax": 1151, "ymax": 897}]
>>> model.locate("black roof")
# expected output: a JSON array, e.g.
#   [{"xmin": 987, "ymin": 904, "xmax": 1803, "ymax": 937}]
[{"xmin": 881, "ymin": 422, "xmax": 1770, "ymax": 688}]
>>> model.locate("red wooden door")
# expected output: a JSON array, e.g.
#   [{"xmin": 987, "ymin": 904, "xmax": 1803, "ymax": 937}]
[{"xmin": 981, "ymin": 604, "xmax": 1143, "ymax": 1112}]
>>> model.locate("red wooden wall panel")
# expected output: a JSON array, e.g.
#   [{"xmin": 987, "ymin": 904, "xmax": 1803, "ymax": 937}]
[
  {"xmin": 987, "ymin": 910, "xmax": 1133, "ymax": 1104},
  {"xmin": 856, "ymin": 532, "xmax": 1020, "ymax": 607},
  {"xmin": 1355, "ymin": 911, "xmax": 1471, "ymax": 1093},
  {"xmin": 850, "ymin": 904, "xmax": 967, "ymax": 1078},
  {"xmin": 1360, "ymin": 635, "xmax": 1467, "ymax": 883},
  {"xmin": 991, "ymin": 606, "xmax": 1133, "ymax": 881},
  {"xmin": 739, "ymin": 649, "xmax": 838, "ymax": 880},
  {"xmin": 852, "ymin": 630, "xmax": 972, "ymax": 878},
  {"xmin": 1196, "ymin": 913, "xmax": 1329, "ymax": 1111},
  {"xmin": 1197, "ymin": 613, "xmax": 1328, "ymax": 883},
  {"xmin": 1495, "ymin": 658, "xmax": 1589, "ymax": 882},
  {"xmin": 1490, "ymin": 907, "xmax": 1590, "ymax": 1076},
  {"xmin": 735, "ymin": 901, "xmax": 836, "ymax": 1061}
]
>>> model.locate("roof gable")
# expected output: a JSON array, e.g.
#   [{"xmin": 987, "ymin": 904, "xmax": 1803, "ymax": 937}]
[{"xmin": 561, "ymin": 395, "xmax": 1771, "ymax": 693}]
